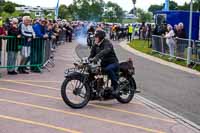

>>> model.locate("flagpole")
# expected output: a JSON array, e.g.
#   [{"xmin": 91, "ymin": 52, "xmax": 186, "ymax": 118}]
[
  {"xmin": 187, "ymin": 0, "xmax": 193, "ymax": 66},
  {"xmin": 55, "ymin": 0, "xmax": 60, "ymax": 20},
  {"xmin": 164, "ymin": 0, "xmax": 169, "ymax": 11}
]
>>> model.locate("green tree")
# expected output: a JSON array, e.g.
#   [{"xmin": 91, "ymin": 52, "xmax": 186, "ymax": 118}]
[
  {"xmin": 104, "ymin": 1, "xmax": 124, "ymax": 23},
  {"xmin": 67, "ymin": 4, "xmax": 77, "ymax": 20},
  {"xmin": 72, "ymin": 0, "xmax": 90, "ymax": 20},
  {"xmin": 148, "ymin": 5, "xmax": 163, "ymax": 13},
  {"xmin": 178, "ymin": 0, "xmax": 200, "ymax": 11},
  {"xmin": 59, "ymin": 4, "xmax": 71, "ymax": 19},
  {"xmin": 43, "ymin": 10, "xmax": 50, "ymax": 16},
  {"xmin": 89, "ymin": 0, "xmax": 105, "ymax": 21},
  {"xmin": 0, "ymin": 6, "xmax": 3, "ymax": 15},
  {"xmin": 137, "ymin": 8, "xmax": 153, "ymax": 23},
  {"xmin": 57, "ymin": 0, "xmax": 124, "ymax": 22},
  {"xmin": 194, "ymin": 0, "xmax": 200, "ymax": 11},
  {"xmin": 178, "ymin": 2, "xmax": 190, "ymax": 10},
  {"xmin": 72, "ymin": 0, "xmax": 105, "ymax": 21},
  {"xmin": 19, "ymin": 12, "xmax": 31, "ymax": 17},
  {"xmin": 3, "ymin": 3, "xmax": 15, "ymax": 14},
  {"xmin": 148, "ymin": 0, "xmax": 180, "ymax": 12},
  {"xmin": 168, "ymin": 1, "xmax": 178, "ymax": 10}
]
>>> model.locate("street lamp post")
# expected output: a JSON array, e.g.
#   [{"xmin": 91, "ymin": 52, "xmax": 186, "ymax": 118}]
[
  {"xmin": 187, "ymin": 0, "xmax": 193, "ymax": 66},
  {"xmin": 132, "ymin": 0, "xmax": 136, "ymax": 15},
  {"xmin": 132, "ymin": 0, "xmax": 136, "ymax": 5}
]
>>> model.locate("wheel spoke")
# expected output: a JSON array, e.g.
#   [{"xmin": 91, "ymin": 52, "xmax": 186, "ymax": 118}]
[{"xmin": 65, "ymin": 80, "xmax": 87, "ymax": 104}]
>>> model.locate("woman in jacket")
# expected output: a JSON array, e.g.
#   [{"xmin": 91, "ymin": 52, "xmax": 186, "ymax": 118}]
[
  {"xmin": 7, "ymin": 18, "xmax": 21, "ymax": 75},
  {"xmin": 165, "ymin": 24, "xmax": 176, "ymax": 60}
]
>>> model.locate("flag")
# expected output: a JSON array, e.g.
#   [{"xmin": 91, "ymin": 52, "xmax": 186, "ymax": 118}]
[
  {"xmin": 163, "ymin": 0, "xmax": 169, "ymax": 11},
  {"xmin": 55, "ymin": 0, "xmax": 60, "ymax": 20}
]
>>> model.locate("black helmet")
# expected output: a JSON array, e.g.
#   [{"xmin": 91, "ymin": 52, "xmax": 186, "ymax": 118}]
[{"xmin": 95, "ymin": 30, "xmax": 106, "ymax": 40}]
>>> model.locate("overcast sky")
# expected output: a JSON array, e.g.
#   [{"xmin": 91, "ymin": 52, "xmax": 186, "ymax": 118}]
[{"xmin": 7, "ymin": 0, "xmax": 191, "ymax": 11}]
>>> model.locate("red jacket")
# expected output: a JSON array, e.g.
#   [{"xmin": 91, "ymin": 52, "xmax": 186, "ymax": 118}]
[
  {"xmin": 0, "ymin": 27, "xmax": 6, "ymax": 35},
  {"xmin": 0, "ymin": 27, "xmax": 6, "ymax": 50}
]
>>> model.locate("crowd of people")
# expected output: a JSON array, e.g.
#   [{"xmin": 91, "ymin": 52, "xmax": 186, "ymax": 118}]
[
  {"xmin": 0, "ymin": 16, "xmax": 75, "ymax": 75},
  {"xmin": 0, "ymin": 15, "xmax": 198, "ymax": 76},
  {"xmin": 153, "ymin": 22, "xmax": 187, "ymax": 60},
  {"xmin": 109, "ymin": 22, "xmax": 152, "ymax": 42}
]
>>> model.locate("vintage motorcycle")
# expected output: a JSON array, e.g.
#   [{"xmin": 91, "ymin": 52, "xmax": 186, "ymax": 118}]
[{"xmin": 61, "ymin": 57, "xmax": 137, "ymax": 109}]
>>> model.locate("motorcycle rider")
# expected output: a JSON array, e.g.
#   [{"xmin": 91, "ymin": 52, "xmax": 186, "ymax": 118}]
[
  {"xmin": 89, "ymin": 30, "xmax": 120, "ymax": 96},
  {"xmin": 87, "ymin": 25, "xmax": 95, "ymax": 34},
  {"xmin": 87, "ymin": 25, "xmax": 95, "ymax": 48}
]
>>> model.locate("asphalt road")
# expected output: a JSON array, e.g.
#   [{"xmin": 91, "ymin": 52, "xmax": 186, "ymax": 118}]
[
  {"xmin": 0, "ymin": 42, "xmax": 198, "ymax": 133},
  {"xmin": 76, "ymin": 41, "xmax": 200, "ymax": 127}
]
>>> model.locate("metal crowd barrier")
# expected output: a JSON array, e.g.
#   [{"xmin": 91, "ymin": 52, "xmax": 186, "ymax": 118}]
[
  {"xmin": 194, "ymin": 40, "xmax": 200, "ymax": 64},
  {"xmin": 42, "ymin": 39, "xmax": 55, "ymax": 71},
  {"xmin": 152, "ymin": 35, "xmax": 165, "ymax": 54},
  {"xmin": 0, "ymin": 36, "xmax": 55, "ymax": 76},
  {"xmin": 152, "ymin": 35, "xmax": 199, "ymax": 65},
  {"xmin": 58, "ymin": 29, "xmax": 66, "ymax": 45}
]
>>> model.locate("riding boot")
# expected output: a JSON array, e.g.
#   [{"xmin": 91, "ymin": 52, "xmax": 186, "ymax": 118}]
[{"xmin": 112, "ymin": 82, "xmax": 120, "ymax": 97}]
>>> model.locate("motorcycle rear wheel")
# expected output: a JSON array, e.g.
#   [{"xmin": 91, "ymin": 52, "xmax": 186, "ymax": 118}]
[{"xmin": 116, "ymin": 77, "xmax": 136, "ymax": 104}]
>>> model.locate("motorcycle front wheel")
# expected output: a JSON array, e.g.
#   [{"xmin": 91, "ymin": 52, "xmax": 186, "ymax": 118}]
[{"xmin": 61, "ymin": 75, "xmax": 91, "ymax": 109}]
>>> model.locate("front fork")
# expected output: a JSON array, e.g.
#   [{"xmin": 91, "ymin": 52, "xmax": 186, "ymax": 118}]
[{"xmin": 73, "ymin": 75, "xmax": 88, "ymax": 97}]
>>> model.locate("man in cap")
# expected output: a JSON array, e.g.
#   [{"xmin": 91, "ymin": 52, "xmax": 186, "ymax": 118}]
[{"xmin": 89, "ymin": 30, "xmax": 120, "ymax": 97}]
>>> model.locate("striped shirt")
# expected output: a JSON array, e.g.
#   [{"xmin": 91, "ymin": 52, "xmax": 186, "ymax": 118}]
[{"xmin": 21, "ymin": 24, "xmax": 35, "ymax": 38}]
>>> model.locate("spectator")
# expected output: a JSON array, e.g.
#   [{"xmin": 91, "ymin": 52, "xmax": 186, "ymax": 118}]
[
  {"xmin": 32, "ymin": 19, "xmax": 48, "ymax": 72},
  {"xmin": 176, "ymin": 22, "xmax": 187, "ymax": 59},
  {"xmin": 96, "ymin": 24, "xmax": 103, "ymax": 31},
  {"xmin": 127, "ymin": 24, "xmax": 133, "ymax": 42},
  {"xmin": 46, "ymin": 22, "xmax": 56, "ymax": 51},
  {"xmin": 110, "ymin": 25, "xmax": 115, "ymax": 40},
  {"xmin": 115, "ymin": 25, "xmax": 120, "ymax": 40},
  {"xmin": 153, "ymin": 24, "xmax": 165, "ymax": 52},
  {"xmin": 19, "ymin": 16, "xmax": 35, "ymax": 74},
  {"xmin": 7, "ymin": 18, "xmax": 21, "ymax": 75},
  {"xmin": 174, "ymin": 24, "xmax": 178, "ymax": 35},
  {"xmin": 46, "ymin": 22, "xmax": 54, "ymax": 39},
  {"xmin": 65, "ymin": 23, "xmax": 73, "ymax": 42},
  {"xmin": 139, "ymin": 22, "xmax": 147, "ymax": 40},
  {"xmin": 134, "ymin": 25, "xmax": 139, "ymax": 36},
  {"xmin": 176, "ymin": 23, "xmax": 186, "ymax": 38},
  {"xmin": 165, "ymin": 24, "xmax": 176, "ymax": 60},
  {"xmin": 146, "ymin": 24, "xmax": 152, "ymax": 40},
  {"xmin": 3, "ymin": 18, "xmax": 11, "ymax": 32},
  {"xmin": 53, "ymin": 23, "xmax": 60, "ymax": 46},
  {"xmin": 0, "ymin": 17, "xmax": 6, "ymax": 66}
]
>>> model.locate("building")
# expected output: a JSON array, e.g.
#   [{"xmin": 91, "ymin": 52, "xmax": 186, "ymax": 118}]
[
  {"xmin": 15, "ymin": 6, "xmax": 55, "ymax": 17},
  {"xmin": 124, "ymin": 14, "xmax": 137, "ymax": 19}
]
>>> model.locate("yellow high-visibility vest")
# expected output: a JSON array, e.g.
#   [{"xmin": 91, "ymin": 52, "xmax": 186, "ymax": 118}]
[
  {"xmin": 135, "ymin": 27, "xmax": 139, "ymax": 32},
  {"xmin": 0, "ymin": 20, "xmax": 3, "ymax": 27},
  {"xmin": 128, "ymin": 26, "xmax": 133, "ymax": 33}
]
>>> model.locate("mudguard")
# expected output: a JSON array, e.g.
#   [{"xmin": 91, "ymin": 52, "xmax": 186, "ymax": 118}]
[
  {"xmin": 64, "ymin": 71, "xmax": 89, "ymax": 83},
  {"xmin": 129, "ymin": 76, "xmax": 137, "ymax": 91}
]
